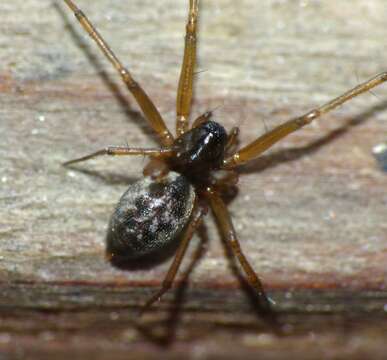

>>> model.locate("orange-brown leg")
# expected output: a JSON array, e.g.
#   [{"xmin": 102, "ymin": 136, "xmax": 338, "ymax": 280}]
[
  {"xmin": 63, "ymin": 0, "xmax": 173, "ymax": 146},
  {"xmin": 63, "ymin": 146, "xmax": 173, "ymax": 166},
  {"xmin": 208, "ymin": 191, "xmax": 273, "ymax": 311},
  {"xmin": 209, "ymin": 170, "xmax": 239, "ymax": 191},
  {"xmin": 140, "ymin": 203, "xmax": 206, "ymax": 313},
  {"xmin": 223, "ymin": 72, "xmax": 387, "ymax": 168},
  {"xmin": 176, "ymin": 0, "xmax": 199, "ymax": 136},
  {"xmin": 225, "ymin": 127, "xmax": 240, "ymax": 153},
  {"xmin": 191, "ymin": 110, "xmax": 212, "ymax": 128}
]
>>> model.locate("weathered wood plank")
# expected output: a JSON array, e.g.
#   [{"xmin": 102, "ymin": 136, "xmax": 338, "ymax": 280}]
[{"xmin": 0, "ymin": 0, "xmax": 386, "ymax": 358}]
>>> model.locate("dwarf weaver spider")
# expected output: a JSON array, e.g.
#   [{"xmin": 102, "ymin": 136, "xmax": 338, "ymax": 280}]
[{"xmin": 63, "ymin": 0, "xmax": 387, "ymax": 313}]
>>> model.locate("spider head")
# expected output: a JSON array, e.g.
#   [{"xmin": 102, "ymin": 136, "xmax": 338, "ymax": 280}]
[{"xmin": 170, "ymin": 120, "xmax": 227, "ymax": 175}]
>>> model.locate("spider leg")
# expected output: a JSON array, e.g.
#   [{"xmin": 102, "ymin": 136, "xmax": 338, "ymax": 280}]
[
  {"xmin": 176, "ymin": 0, "xmax": 199, "ymax": 136},
  {"xmin": 225, "ymin": 127, "xmax": 240, "ymax": 153},
  {"xmin": 140, "ymin": 202, "xmax": 206, "ymax": 314},
  {"xmin": 63, "ymin": 146, "xmax": 173, "ymax": 166},
  {"xmin": 208, "ymin": 191, "xmax": 272, "ymax": 312},
  {"xmin": 62, "ymin": 0, "xmax": 173, "ymax": 146},
  {"xmin": 209, "ymin": 170, "xmax": 239, "ymax": 191},
  {"xmin": 191, "ymin": 110, "xmax": 212, "ymax": 129},
  {"xmin": 223, "ymin": 72, "xmax": 387, "ymax": 168}
]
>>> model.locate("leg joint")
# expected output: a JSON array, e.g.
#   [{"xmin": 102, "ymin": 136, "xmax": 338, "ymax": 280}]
[
  {"xmin": 120, "ymin": 68, "xmax": 136, "ymax": 87},
  {"xmin": 74, "ymin": 9, "xmax": 85, "ymax": 20},
  {"xmin": 306, "ymin": 110, "xmax": 320, "ymax": 123},
  {"xmin": 161, "ymin": 280, "xmax": 172, "ymax": 290},
  {"xmin": 185, "ymin": 33, "xmax": 197, "ymax": 43},
  {"xmin": 105, "ymin": 147, "xmax": 114, "ymax": 155}
]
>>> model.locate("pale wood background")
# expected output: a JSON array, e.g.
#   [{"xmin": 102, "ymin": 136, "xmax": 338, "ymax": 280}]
[{"xmin": 0, "ymin": 0, "xmax": 386, "ymax": 358}]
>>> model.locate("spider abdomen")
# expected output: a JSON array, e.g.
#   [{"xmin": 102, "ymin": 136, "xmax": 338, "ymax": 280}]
[{"xmin": 106, "ymin": 172, "xmax": 196, "ymax": 261}]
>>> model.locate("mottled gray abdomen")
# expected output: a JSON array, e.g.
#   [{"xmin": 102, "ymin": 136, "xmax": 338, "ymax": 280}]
[{"xmin": 106, "ymin": 172, "xmax": 196, "ymax": 260}]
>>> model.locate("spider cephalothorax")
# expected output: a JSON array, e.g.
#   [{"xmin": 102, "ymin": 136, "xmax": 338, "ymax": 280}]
[
  {"xmin": 63, "ymin": 0, "xmax": 387, "ymax": 313},
  {"xmin": 170, "ymin": 120, "xmax": 228, "ymax": 175}
]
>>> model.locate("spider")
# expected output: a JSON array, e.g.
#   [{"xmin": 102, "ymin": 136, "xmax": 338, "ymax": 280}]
[{"xmin": 62, "ymin": 0, "xmax": 387, "ymax": 313}]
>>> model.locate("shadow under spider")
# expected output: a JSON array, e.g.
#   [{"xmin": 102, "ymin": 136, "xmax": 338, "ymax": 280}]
[
  {"xmin": 135, "ymin": 219, "xmax": 281, "ymax": 346},
  {"xmin": 66, "ymin": 166, "xmax": 139, "ymax": 186},
  {"xmin": 108, "ymin": 235, "xmax": 185, "ymax": 271},
  {"xmin": 134, "ymin": 221, "xmax": 209, "ymax": 346},
  {"xmin": 218, "ymin": 228, "xmax": 283, "ymax": 334},
  {"xmin": 239, "ymin": 100, "xmax": 387, "ymax": 174}
]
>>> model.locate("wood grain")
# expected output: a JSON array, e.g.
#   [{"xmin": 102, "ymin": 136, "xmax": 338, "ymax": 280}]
[{"xmin": 0, "ymin": 0, "xmax": 386, "ymax": 358}]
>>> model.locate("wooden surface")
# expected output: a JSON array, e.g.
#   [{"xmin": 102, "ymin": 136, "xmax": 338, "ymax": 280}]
[{"xmin": 0, "ymin": 0, "xmax": 386, "ymax": 358}]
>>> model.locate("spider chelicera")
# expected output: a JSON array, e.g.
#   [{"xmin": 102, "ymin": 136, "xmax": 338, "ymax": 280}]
[{"xmin": 63, "ymin": 0, "xmax": 387, "ymax": 313}]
